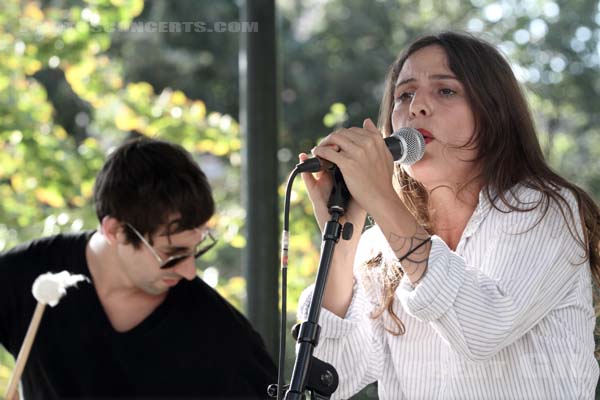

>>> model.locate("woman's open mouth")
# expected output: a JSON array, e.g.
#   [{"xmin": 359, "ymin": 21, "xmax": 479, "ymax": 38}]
[{"xmin": 417, "ymin": 128, "xmax": 434, "ymax": 144}]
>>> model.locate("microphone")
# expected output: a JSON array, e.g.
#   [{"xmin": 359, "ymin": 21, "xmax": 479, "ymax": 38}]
[{"xmin": 296, "ymin": 127, "xmax": 426, "ymax": 173}]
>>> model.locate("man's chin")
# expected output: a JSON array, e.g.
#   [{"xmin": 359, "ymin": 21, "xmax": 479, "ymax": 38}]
[
  {"xmin": 162, "ymin": 277, "xmax": 181, "ymax": 288},
  {"xmin": 140, "ymin": 283, "xmax": 169, "ymax": 296}
]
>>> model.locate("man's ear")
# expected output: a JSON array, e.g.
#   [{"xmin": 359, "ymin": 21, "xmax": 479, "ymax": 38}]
[{"xmin": 100, "ymin": 216, "xmax": 126, "ymax": 245}]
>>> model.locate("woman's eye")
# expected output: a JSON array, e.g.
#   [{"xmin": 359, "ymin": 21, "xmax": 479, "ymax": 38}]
[
  {"xmin": 440, "ymin": 88, "xmax": 456, "ymax": 97},
  {"xmin": 395, "ymin": 92, "xmax": 414, "ymax": 102}
]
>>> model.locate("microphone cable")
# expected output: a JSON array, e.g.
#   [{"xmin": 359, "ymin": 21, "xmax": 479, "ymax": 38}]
[{"xmin": 276, "ymin": 165, "xmax": 300, "ymax": 400}]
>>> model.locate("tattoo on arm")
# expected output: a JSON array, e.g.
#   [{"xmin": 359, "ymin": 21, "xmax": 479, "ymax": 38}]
[{"xmin": 387, "ymin": 230, "xmax": 431, "ymax": 280}]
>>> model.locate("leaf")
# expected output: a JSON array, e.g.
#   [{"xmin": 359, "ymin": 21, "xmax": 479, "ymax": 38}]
[
  {"xmin": 23, "ymin": 2, "xmax": 44, "ymax": 22},
  {"xmin": 171, "ymin": 90, "xmax": 187, "ymax": 106},
  {"xmin": 35, "ymin": 187, "xmax": 66, "ymax": 208},
  {"xmin": 330, "ymin": 102, "xmax": 346, "ymax": 115},
  {"xmin": 230, "ymin": 234, "xmax": 246, "ymax": 248},
  {"xmin": 114, "ymin": 104, "xmax": 139, "ymax": 131},
  {"xmin": 189, "ymin": 100, "xmax": 207, "ymax": 120}
]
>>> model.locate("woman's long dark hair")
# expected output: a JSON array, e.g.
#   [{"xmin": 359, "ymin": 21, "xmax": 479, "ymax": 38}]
[{"xmin": 370, "ymin": 31, "xmax": 600, "ymax": 335}]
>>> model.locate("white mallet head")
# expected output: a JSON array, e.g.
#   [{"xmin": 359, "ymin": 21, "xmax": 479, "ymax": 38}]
[{"xmin": 32, "ymin": 271, "xmax": 88, "ymax": 307}]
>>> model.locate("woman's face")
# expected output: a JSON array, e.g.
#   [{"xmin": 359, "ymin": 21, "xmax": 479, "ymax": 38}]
[{"xmin": 391, "ymin": 45, "xmax": 480, "ymax": 189}]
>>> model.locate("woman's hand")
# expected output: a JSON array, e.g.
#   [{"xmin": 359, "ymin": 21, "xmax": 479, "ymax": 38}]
[
  {"xmin": 309, "ymin": 118, "xmax": 399, "ymax": 217},
  {"xmin": 299, "ymin": 150, "xmax": 367, "ymax": 232}
]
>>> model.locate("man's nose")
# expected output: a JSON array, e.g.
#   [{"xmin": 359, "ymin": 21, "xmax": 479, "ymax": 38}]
[{"xmin": 174, "ymin": 257, "xmax": 197, "ymax": 281}]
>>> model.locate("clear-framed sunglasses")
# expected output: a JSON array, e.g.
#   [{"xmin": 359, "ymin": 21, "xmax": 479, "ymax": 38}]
[{"xmin": 125, "ymin": 222, "xmax": 217, "ymax": 269}]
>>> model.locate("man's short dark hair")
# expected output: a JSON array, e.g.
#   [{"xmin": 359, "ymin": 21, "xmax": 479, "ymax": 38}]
[{"xmin": 93, "ymin": 137, "xmax": 215, "ymax": 247}]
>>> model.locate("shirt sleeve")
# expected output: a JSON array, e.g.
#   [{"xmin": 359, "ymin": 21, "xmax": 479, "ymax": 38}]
[
  {"xmin": 297, "ymin": 282, "xmax": 385, "ymax": 399},
  {"xmin": 296, "ymin": 228, "xmax": 389, "ymax": 399},
  {"xmin": 397, "ymin": 188, "xmax": 589, "ymax": 362}
]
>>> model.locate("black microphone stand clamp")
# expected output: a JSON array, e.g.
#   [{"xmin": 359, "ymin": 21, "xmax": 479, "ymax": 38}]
[{"xmin": 283, "ymin": 165, "xmax": 353, "ymax": 400}]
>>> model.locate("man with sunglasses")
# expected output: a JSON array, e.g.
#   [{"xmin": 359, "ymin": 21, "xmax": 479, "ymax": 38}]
[{"xmin": 0, "ymin": 138, "xmax": 276, "ymax": 399}]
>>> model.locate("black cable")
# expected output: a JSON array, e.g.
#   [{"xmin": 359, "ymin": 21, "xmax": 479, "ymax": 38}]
[{"xmin": 277, "ymin": 166, "xmax": 300, "ymax": 400}]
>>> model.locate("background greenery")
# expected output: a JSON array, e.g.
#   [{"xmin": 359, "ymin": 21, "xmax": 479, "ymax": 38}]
[{"xmin": 0, "ymin": 0, "xmax": 599, "ymax": 398}]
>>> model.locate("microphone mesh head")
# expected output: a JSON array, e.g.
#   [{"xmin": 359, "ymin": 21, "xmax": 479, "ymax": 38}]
[{"xmin": 393, "ymin": 127, "xmax": 425, "ymax": 166}]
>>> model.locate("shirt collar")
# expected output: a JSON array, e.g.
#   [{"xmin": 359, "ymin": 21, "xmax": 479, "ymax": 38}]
[{"xmin": 460, "ymin": 186, "xmax": 497, "ymax": 241}]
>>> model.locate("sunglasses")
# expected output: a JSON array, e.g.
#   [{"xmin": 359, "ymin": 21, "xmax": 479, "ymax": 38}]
[{"xmin": 125, "ymin": 223, "xmax": 217, "ymax": 269}]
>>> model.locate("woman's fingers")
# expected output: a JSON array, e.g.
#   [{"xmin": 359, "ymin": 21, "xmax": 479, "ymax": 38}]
[
  {"xmin": 299, "ymin": 120, "xmax": 396, "ymax": 221},
  {"xmin": 311, "ymin": 146, "xmax": 348, "ymax": 168},
  {"xmin": 298, "ymin": 152, "xmax": 336, "ymax": 231},
  {"xmin": 314, "ymin": 125, "xmax": 386, "ymax": 167},
  {"xmin": 322, "ymin": 129, "xmax": 375, "ymax": 148},
  {"xmin": 299, "ymin": 153, "xmax": 321, "ymax": 192},
  {"xmin": 363, "ymin": 118, "xmax": 378, "ymax": 133}
]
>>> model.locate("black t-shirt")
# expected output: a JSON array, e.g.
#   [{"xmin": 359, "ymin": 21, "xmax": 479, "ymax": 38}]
[{"xmin": 0, "ymin": 231, "xmax": 276, "ymax": 399}]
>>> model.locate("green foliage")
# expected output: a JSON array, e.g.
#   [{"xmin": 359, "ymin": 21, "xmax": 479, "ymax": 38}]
[
  {"xmin": 0, "ymin": 350, "xmax": 13, "ymax": 395},
  {"xmin": 0, "ymin": 1, "xmax": 105, "ymax": 248},
  {"xmin": 0, "ymin": 0, "xmax": 245, "ymax": 393},
  {"xmin": 462, "ymin": 0, "xmax": 600, "ymax": 199},
  {"xmin": 323, "ymin": 102, "xmax": 349, "ymax": 128},
  {"xmin": 1, "ymin": 0, "xmax": 600, "ymax": 398}
]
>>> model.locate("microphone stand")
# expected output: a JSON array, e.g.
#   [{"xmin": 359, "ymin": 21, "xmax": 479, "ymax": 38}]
[{"xmin": 284, "ymin": 166, "xmax": 353, "ymax": 400}]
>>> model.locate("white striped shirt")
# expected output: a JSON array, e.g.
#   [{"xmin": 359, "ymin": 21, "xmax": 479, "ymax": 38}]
[{"xmin": 298, "ymin": 184, "xmax": 598, "ymax": 399}]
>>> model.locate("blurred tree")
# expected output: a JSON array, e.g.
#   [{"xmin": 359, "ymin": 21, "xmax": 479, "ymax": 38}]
[
  {"xmin": 39, "ymin": 0, "xmax": 599, "ymax": 194},
  {"xmin": 109, "ymin": 0, "xmax": 241, "ymax": 117},
  {"xmin": 1, "ymin": 0, "xmax": 599, "ymax": 398},
  {"xmin": 466, "ymin": 0, "xmax": 600, "ymax": 197},
  {"xmin": 0, "ymin": 0, "xmax": 247, "ymax": 392}
]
